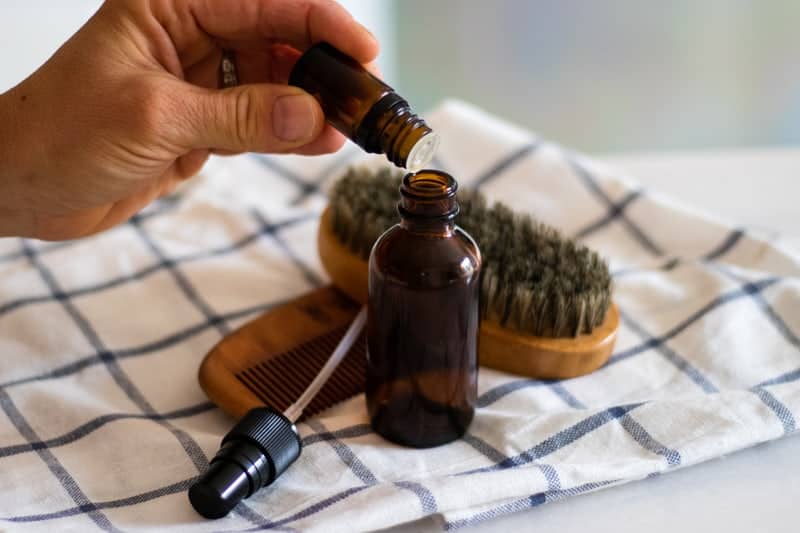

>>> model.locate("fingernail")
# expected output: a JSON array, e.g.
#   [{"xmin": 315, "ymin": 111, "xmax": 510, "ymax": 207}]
[{"xmin": 273, "ymin": 94, "xmax": 317, "ymax": 142}]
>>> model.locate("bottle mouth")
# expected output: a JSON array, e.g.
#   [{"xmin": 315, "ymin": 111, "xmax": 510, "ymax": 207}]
[
  {"xmin": 399, "ymin": 170, "xmax": 459, "ymax": 220},
  {"xmin": 405, "ymin": 132, "xmax": 441, "ymax": 172},
  {"xmin": 403, "ymin": 169, "xmax": 457, "ymax": 198}
]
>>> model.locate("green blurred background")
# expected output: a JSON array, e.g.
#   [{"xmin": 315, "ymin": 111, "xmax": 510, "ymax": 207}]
[{"xmin": 390, "ymin": 0, "xmax": 800, "ymax": 152}]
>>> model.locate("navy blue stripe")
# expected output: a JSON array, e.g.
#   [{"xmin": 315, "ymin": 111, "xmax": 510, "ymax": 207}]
[
  {"xmin": 1, "ymin": 300, "xmax": 275, "ymax": 390},
  {"xmin": 483, "ymin": 378, "xmax": 680, "ymax": 470},
  {"xmin": 0, "ymin": 240, "xmax": 74, "ymax": 264},
  {"xmin": 225, "ymin": 486, "xmax": 371, "ymax": 532},
  {"xmin": 0, "ymin": 402, "xmax": 214, "ymax": 459},
  {"xmin": 472, "ymin": 141, "xmax": 539, "ymax": 189},
  {"xmin": 618, "ymin": 414, "xmax": 681, "ymax": 466},
  {"xmin": 0, "ymin": 241, "xmax": 26, "ymax": 263},
  {"xmin": 753, "ymin": 387, "xmax": 796, "ymax": 434},
  {"xmin": 711, "ymin": 264, "xmax": 800, "ymax": 350},
  {"xmin": 564, "ymin": 151, "xmax": 663, "ymax": 256},
  {"xmin": 748, "ymin": 289, "xmax": 800, "ymax": 350},
  {"xmin": 20, "ymin": 238, "xmax": 275, "ymax": 529},
  {"xmin": 476, "ymin": 378, "xmax": 582, "ymax": 411},
  {"xmin": 301, "ymin": 424, "xmax": 372, "ymax": 446},
  {"xmin": 704, "ymin": 228, "xmax": 745, "ymax": 261},
  {"xmin": 476, "ymin": 378, "xmax": 550, "ymax": 407},
  {"xmin": 612, "ymin": 257, "xmax": 682, "ymax": 278},
  {"xmin": 0, "ymin": 388, "xmax": 117, "ymax": 531},
  {"xmin": 0, "ymin": 214, "xmax": 313, "ymax": 320},
  {"xmin": 458, "ymin": 404, "xmax": 641, "ymax": 476},
  {"xmin": 303, "ymin": 419, "xmax": 440, "ymax": 528},
  {"xmin": 617, "ymin": 308, "xmax": 718, "ymax": 393},
  {"xmin": 127, "ymin": 193, "xmax": 185, "ymax": 227},
  {"xmin": 573, "ymin": 190, "xmax": 643, "ymax": 240},
  {"xmin": 0, "ymin": 363, "xmax": 689, "ymax": 527},
  {"xmin": 0, "ymin": 260, "xmax": 162, "ymax": 318},
  {"xmin": 547, "ymin": 479, "xmax": 619, "ymax": 499},
  {"xmin": 446, "ymin": 494, "xmax": 544, "ymax": 531},
  {"xmin": 252, "ymin": 155, "xmax": 317, "ymax": 192},
  {"xmin": 394, "ymin": 481, "xmax": 438, "ymax": 514},
  {"xmin": 461, "ymin": 433, "xmax": 561, "ymax": 490},
  {"xmin": 20, "ymin": 241, "xmax": 211, "ymax": 473},
  {"xmin": 757, "ymin": 367, "xmax": 800, "ymax": 388},
  {"xmin": 305, "ymin": 419, "xmax": 377, "ymax": 485},
  {"xmin": 0, "ymin": 194, "xmax": 184, "ymax": 265},
  {"xmin": 537, "ymin": 463, "xmax": 561, "ymax": 491},
  {"xmin": 0, "ymin": 293, "xmax": 56, "ymax": 316},
  {"xmin": 550, "ymin": 382, "xmax": 585, "ymax": 408},
  {"xmin": 1, "ymin": 477, "xmax": 196, "ymax": 523},
  {"xmin": 609, "ymin": 277, "xmax": 780, "ymax": 365},
  {"xmin": 251, "ymin": 210, "xmax": 323, "ymax": 288},
  {"xmin": 290, "ymin": 147, "xmax": 359, "ymax": 205},
  {"xmin": 445, "ymin": 479, "xmax": 618, "ymax": 530},
  {"xmin": 460, "ymin": 433, "xmax": 510, "ymax": 464},
  {"xmin": 610, "ymin": 228, "xmax": 744, "ymax": 275},
  {"xmin": 130, "ymin": 220, "xmax": 229, "ymax": 337},
  {"xmin": 661, "ymin": 257, "xmax": 682, "ymax": 271},
  {"xmin": 0, "ymin": 403, "xmax": 388, "ymax": 527}
]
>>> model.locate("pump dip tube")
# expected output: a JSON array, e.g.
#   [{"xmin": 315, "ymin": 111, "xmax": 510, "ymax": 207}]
[
  {"xmin": 289, "ymin": 42, "xmax": 439, "ymax": 171},
  {"xmin": 367, "ymin": 171, "xmax": 482, "ymax": 447}
]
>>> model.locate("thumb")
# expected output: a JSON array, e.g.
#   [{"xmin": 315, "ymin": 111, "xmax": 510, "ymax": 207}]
[{"xmin": 175, "ymin": 83, "xmax": 325, "ymax": 153}]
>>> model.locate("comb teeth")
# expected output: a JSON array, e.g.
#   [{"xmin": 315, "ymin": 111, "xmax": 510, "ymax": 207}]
[{"xmin": 236, "ymin": 326, "xmax": 366, "ymax": 420}]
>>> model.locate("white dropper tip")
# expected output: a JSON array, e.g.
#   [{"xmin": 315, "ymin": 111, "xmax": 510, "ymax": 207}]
[{"xmin": 406, "ymin": 132, "xmax": 441, "ymax": 172}]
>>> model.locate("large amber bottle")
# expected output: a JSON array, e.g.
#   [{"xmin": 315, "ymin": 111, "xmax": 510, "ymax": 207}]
[
  {"xmin": 289, "ymin": 43, "xmax": 439, "ymax": 171},
  {"xmin": 366, "ymin": 170, "xmax": 481, "ymax": 448}
]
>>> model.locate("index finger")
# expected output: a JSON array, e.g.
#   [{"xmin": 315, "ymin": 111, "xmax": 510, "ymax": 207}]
[{"xmin": 184, "ymin": 0, "xmax": 380, "ymax": 63}]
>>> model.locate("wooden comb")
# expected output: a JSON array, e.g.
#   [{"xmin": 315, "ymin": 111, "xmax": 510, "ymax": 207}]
[{"xmin": 199, "ymin": 287, "xmax": 365, "ymax": 420}]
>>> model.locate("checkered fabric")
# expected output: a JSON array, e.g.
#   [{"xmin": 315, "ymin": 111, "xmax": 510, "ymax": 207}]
[{"xmin": 1, "ymin": 100, "xmax": 798, "ymax": 532}]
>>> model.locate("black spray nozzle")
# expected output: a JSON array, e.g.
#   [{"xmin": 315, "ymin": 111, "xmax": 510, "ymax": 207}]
[{"xmin": 189, "ymin": 407, "xmax": 302, "ymax": 519}]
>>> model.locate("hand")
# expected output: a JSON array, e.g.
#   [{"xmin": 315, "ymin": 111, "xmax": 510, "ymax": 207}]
[{"xmin": 0, "ymin": 0, "xmax": 378, "ymax": 240}]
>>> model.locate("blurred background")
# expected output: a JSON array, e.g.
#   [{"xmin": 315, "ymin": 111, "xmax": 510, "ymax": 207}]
[{"xmin": 1, "ymin": 0, "xmax": 799, "ymax": 153}]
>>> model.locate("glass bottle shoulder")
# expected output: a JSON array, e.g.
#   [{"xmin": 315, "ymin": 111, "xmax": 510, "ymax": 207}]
[{"xmin": 369, "ymin": 224, "xmax": 481, "ymax": 288}]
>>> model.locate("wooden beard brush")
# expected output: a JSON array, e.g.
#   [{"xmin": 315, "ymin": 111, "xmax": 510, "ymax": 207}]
[
  {"xmin": 319, "ymin": 167, "xmax": 618, "ymax": 378},
  {"xmin": 199, "ymin": 166, "xmax": 618, "ymax": 423}
]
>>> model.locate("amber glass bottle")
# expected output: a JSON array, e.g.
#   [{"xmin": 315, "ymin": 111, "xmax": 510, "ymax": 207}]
[
  {"xmin": 289, "ymin": 43, "xmax": 439, "ymax": 171},
  {"xmin": 366, "ymin": 170, "xmax": 481, "ymax": 448}
]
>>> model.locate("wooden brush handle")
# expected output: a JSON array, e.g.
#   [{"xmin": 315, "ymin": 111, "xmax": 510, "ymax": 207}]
[
  {"xmin": 479, "ymin": 304, "xmax": 618, "ymax": 378},
  {"xmin": 318, "ymin": 208, "xmax": 370, "ymax": 304},
  {"xmin": 318, "ymin": 207, "xmax": 618, "ymax": 379}
]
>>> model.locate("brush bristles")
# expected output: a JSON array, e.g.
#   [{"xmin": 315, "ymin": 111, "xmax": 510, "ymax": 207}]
[{"xmin": 329, "ymin": 167, "xmax": 612, "ymax": 338}]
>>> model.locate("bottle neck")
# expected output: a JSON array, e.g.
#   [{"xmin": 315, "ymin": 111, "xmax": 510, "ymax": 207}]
[
  {"xmin": 358, "ymin": 94, "xmax": 439, "ymax": 171},
  {"xmin": 397, "ymin": 171, "xmax": 459, "ymax": 236}
]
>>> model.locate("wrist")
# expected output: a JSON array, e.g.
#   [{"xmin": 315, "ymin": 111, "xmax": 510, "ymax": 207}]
[{"xmin": 0, "ymin": 88, "xmax": 36, "ymax": 237}]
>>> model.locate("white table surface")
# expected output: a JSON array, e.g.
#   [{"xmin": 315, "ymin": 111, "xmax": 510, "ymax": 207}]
[{"xmin": 2, "ymin": 5, "xmax": 799, "ymax": 533}]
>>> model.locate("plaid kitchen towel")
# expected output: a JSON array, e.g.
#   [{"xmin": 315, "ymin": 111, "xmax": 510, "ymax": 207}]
[{"xmin": 0, "ymin": 100, "xmax": 798, "ymax": 532}]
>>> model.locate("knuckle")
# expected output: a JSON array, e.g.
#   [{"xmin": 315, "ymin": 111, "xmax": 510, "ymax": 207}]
[
  {"xmin": 126, "ymin": 78, "xmax": 173, "ymax": 138},
  {"xmin": 230, "ymin": 89, "xmax": 259, "ymax": 149}
]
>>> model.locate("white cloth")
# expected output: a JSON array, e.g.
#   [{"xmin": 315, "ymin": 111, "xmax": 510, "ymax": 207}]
[{"xmin": 0, "ymin": 100, "xmax": 798, "ymax": 532}]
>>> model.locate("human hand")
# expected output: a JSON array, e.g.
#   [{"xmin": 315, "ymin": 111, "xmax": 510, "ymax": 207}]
[{"xmin": 0, "ymin": 0, "xmax": 378, "ymax": 240}]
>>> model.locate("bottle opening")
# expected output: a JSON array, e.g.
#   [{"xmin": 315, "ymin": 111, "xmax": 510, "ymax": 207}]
[
  {"xmin": 399, "ymin": 170, "xmax": 459, "ymax": 220},
  {"xmin": 404, "ymin": 170, "xmax": 457, "ymax": 198}
]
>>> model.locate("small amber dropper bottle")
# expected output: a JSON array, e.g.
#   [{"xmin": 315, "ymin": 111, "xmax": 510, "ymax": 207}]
[
  {"xmin": 289, "ymin": 43, "xmax": 439, "ymax": 171},
  {"xmin": 366, "ymin": 170, "xmax": 482, "ymax": 448}
]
